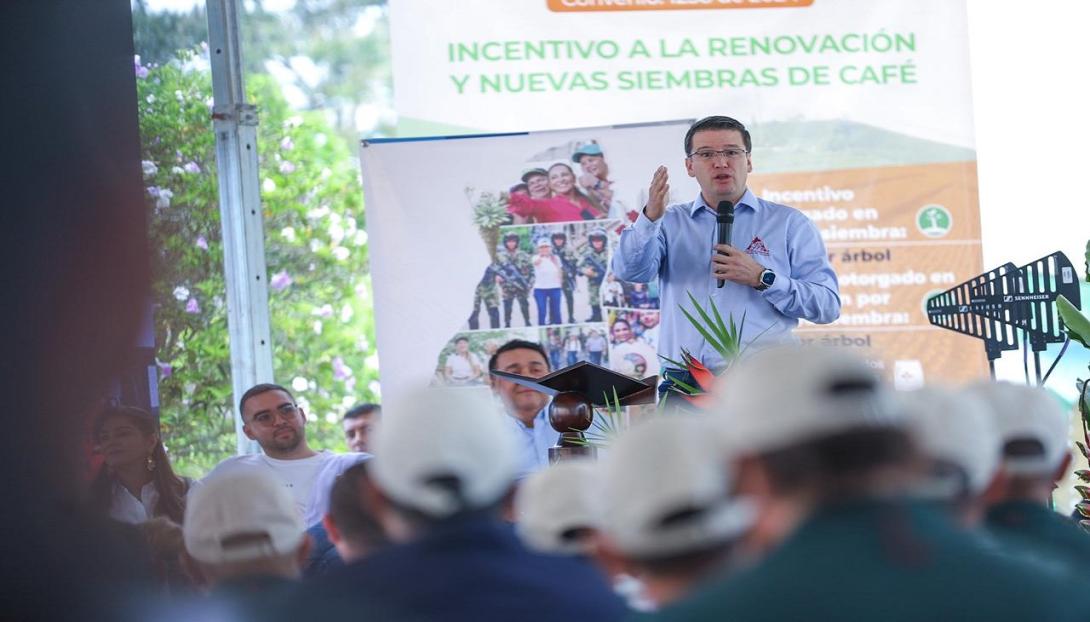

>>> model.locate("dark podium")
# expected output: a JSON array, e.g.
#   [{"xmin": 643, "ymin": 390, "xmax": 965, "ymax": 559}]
[{"xmin": 491, "ymin": 361, "xmax": 657, "ymax": 462}]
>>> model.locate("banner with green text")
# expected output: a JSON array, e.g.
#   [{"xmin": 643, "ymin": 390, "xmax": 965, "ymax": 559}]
[{"xmin": 380, "ymin": 0, "xmax": 989, "ymax": 390}]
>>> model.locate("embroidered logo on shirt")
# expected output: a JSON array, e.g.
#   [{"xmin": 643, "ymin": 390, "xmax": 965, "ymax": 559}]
[{"xmin": 745, "ymin": 236, "xmax": 770, "ymax": 256}]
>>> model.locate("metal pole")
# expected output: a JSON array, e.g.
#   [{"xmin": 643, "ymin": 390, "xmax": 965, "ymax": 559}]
[{"xmin": 206, "ymin": 0, "xmax": 273, "ymax": 455}]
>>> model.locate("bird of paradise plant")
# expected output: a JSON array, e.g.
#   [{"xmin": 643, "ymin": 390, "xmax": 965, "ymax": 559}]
[
  {"xmin": 1057, "ymin": 240, "xmax": 1090, "ymax": 531},
  {"xmin": 658, "ymin": 292, "xmax": 764, "ymax": 409}
]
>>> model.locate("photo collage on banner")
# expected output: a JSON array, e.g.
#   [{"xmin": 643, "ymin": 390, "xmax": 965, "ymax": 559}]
[{"xmin": 429, "ymin": 132, "xmax": 673, "ymax": 388}]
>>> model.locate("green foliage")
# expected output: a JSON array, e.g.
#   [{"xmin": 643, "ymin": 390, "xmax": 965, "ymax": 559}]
[{"xmin": 138, "ymin": 49, "xmax": 377, "ymax": 478}]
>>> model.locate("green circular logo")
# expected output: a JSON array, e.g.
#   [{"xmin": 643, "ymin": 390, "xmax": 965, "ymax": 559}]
[{"xmin": 916, "ymin": 204, "xmax": 952, "ymax": 238}]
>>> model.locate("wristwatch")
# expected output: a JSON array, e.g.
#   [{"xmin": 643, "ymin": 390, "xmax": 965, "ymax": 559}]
[{"xmin": 755, "ymin": 268, "xmax": 776, "ymax": 291}]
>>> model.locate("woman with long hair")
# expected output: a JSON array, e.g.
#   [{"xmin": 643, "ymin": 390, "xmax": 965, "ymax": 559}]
[
  {"xmin": 508, "ymin": 162, "xmax": 606, "ymax": 223},
  {"xmin": 89, "ymin": 405, "xmax": 195, "ymax": 591}
]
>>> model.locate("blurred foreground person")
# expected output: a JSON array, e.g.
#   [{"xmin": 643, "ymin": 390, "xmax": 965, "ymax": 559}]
[
  {"xmin": 515, "ymin": 459, "xmax": 653, "ymax": 610},
  {"xmin": 971, "ymin": 381, "xmax": 1090, "ymax": 573},
  {"xmin": 898, "ymin": 386, "xmax": 1000, "ymax": 527},
  {"xmin": 596, "ymin": 416, "xmax": 755, "ymax": 610},
  {"xmin": 304, "ymin": 388, "xmax": 626, "ymax": 621},
  {"xmin": 315, "ymin": 461, "xmax": 388, "ymax": 571},
  {"xmin": 90, "ymin": 405, "xmax": 195, "ymax": 591},
  {"xmin": 654, "ymin": 346, "xmax": 1087, "ymax": 621},
  {"xmin": 179, "ymin": 471, "xmax": 310, "ymax": 620},
  {"xmin": 515, "ymin": 459, "xmax": 602, "ymax": 556}
]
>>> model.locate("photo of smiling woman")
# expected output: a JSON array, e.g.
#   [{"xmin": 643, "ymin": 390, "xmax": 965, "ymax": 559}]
[{"xmin": 507, "ymin": 162, "xmax": 606, "ymax": 223}]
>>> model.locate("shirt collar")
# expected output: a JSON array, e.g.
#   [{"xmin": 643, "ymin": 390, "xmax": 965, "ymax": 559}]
[{"xmin": 689, "ymin": 188, "xmax": 759, "ymax": 218}]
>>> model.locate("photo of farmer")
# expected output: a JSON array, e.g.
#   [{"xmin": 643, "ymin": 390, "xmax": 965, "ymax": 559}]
[{"xmin": 442, "ymin": 336, "xmax": 485, "ymax": 386}]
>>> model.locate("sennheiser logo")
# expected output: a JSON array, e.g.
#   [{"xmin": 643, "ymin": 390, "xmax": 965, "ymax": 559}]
[{"xmin": 1003, "ymin": 295, "xmax": 1013, "ymax": 302}]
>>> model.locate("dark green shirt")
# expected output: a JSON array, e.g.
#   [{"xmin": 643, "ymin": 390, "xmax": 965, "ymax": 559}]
[
  {"xmin": 987, "ymin": 499, "xmax": 1090, "ymax": 576},
  {"xmin": 651, "ymin": 498, "xmax": 1089, "ymax": 621}
]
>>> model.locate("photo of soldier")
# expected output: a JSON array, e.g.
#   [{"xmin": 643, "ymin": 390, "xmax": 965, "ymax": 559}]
[
  {"xmin": 467, "ymin": 262, "xmax": 501, "ymax": 330},
  {"xmin": 496, "ymin": 230, "xmax": 535, "ymax": 328},
  {"xmin": 550, "ymin": 230, "xmax": 580, "ymax": 324},
  {"xmin": 580, "ymin": 228, "xmax": 610, "ymax": 322}
]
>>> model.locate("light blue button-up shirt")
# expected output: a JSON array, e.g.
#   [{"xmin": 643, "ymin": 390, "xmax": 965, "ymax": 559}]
[
  {"xmin": 504, "ymin": 408, "xmax": 560, "ymax": 479},
  {"xmin": 612, "ymin": 188, "xmax": 840, "ymax": 370}
]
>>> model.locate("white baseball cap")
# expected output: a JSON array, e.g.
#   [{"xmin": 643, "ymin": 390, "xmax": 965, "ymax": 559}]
[
  {"xmin": 709, "ymin": 345, "xmax": 901, "ymax": 455},
  {"xmin": 184, "ymin": 471, "xmax": 305, "ymax": 564},
  {"xmin": 898, "ymin": 386, "xmax": 1000, "ymax": 497},
  {"xmin": 515, "ymin": 460, "xmax": 601, "ymax": 555},
  {"xmin": 599, "ymin": 415, "xmax": 755, "ymax": 559},
  {"xmin": 964, "ymin": 381, "xmax": 1071, "ymax": 477},
  {"xmin": 371, "ymin": 387, "xmax": 520, "ymax": 518}
]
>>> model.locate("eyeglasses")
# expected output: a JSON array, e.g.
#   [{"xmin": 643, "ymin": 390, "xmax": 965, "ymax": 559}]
[
  {"xmin": 251, "ymin": 403, "xmax": 299, "ymax": 426},
  {"xmin": 687, "ymin": 148, "xmax": 749, "ymax": 162}
]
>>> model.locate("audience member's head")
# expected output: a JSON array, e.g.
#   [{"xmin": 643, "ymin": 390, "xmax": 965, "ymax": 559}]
[
  {"xmin": 343, "ymin": 403, "xmax": 381, "ymax": 454},
  {"xmin": 488, "ymin": 339, "xmax": 551, "ymax": 424},
  {"xmin": 967, "ymin": 381, "xmax": 1071, "ymax": 505},
  {"xmin": 238, "ymin": 383, "xmax": 312, "ymax": 459},
  {"xmin": 898, "ymin": 386, "xmax": 1001, "ymax": 526},
  {"xmin": 515, "ymin": 460, "xmax": 601, "ymax": 556},
  {"xmin": 184, "ymin": 471, "xmax": 310, "ymax": 585},
  {"xmin": 596, "ymin": 416, "xmax": 755, "ymax": 607},
  {"xmin": 322, "ymin": 462, "xmax": 388, "ymax": 564},
  {"xmin": 90, "ymin": 405, "xmax": 188, "ymax": 524},
  {"xmin": 710, "ymin": 346, "xmax": 907, "ymax": 538},
  {"xmin": 369, "ymin": 388, "xmax": 520, "ymax": 541}
]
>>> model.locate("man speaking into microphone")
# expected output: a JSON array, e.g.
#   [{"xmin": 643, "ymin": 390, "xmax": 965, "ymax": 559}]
[{"xmin": 612, "ymin": 115, "xmax": 841, "ymax": 373}]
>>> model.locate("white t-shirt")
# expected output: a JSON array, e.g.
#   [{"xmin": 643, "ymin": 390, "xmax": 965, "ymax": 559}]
[
  {"xmin": 445, "ymin": 351, "xmax": 483, "ymax": 383},
  {"xmin": 109, "ymin": 481, "xmax": 159, "ymax": 524},
  {"xmin": 533, "ymin": 255, "xmax": 562, "ymax": 289},
  {"xmin": 303, "ymin": 452, "xmax": 371, "ymax": 527},
  {"xmin": 202, "ymin": 450, "xmax": 337, "ymax": 520}
]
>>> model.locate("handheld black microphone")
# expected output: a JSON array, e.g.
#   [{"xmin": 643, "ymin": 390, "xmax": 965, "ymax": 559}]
[{"xmin": 716, "ymin": 200, "xmax": 734, "ymax": 288}]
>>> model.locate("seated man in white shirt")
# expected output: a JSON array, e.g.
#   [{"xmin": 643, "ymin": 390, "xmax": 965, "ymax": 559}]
[
  {"xmin": 203, "ymin": 383, "xmax": 360, "ymax": 523},
  {"xmin": 487, "ymin": 339, "xmax": 558, "ymax": 477}
]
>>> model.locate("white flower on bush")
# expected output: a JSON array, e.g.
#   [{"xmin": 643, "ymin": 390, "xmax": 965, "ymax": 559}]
[
  {"xmin": 332, "ymin": 246, "xmax": 350, "ymax": 261},
  {"xmin": 142, "ymin": 160, "xmax": 158, "ymax": 177},
  {"xmin": 291, "ymin": 376, "xmax": 309, "ymax": 392},
  {"xmin": 280, "ymin": 136, "xmax": 294, "ymax": 151},
  {"xmin": 324, "ymin": 412, "xmax": 338, "ymax": 424},
  {"xmin": 368, "ymin": 380, "xmax": 382, "ymax": 397},
  {"xmin": 313, "ymin": 320, "xmax": 323, "ymax": 335},
  {"xmin": 184, "ymin": 162, "xmax": 201, "ymax": 174},
  {"xmin": 280, "ymin": 226, "xmax": 296, "ymax": 242},
  {"xmin": 329, "ymin": 222, "xmax": 345, "ymax": 245},
  {"xmin": 156, "ymin": 188, "xmax": 173, "ymax": 208},
  {"xmin": 171, "ymin": 166, "xmax": 184, "ymax": 175},
  {"xmin": 172, "ymin": 286, "xmax": 190, "ymax": 301},
  {"xmin": 340, "ymin": 304, "xmax": 353, "ymax": 322},
  {"xmin": 307, "ymin": 206, "xmax": 330, "ymax": 220},
  {"xmin": 354, "ymin": 230, "xmax": 368, "ymax": 247},
  {"xmin": 312, "ymin": 304, "xmax": 334, "ymax": 318}
]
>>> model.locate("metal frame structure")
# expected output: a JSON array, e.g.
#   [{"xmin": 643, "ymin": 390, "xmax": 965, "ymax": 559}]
[{"xmin": 206, "ymin": 0, "xmax": 273, "ymax": 454}]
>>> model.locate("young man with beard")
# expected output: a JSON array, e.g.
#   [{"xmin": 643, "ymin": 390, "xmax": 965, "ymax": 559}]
[{"xmin": 203, "ymin": 383, "xmax": 359, "ymax": 523}]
